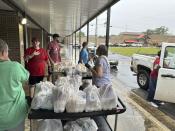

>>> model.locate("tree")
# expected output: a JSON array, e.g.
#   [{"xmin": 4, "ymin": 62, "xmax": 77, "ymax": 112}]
[
  {"xmin": 77, "ymin": 31, "xmax": 85, "ymax": 37},
  {"xmin": 154, "ymin": 26, "xmax": 168, "ymax": 34},
  {"xmin": 144, "ymin": 26, "xmax": 169, "ymax": 35}
]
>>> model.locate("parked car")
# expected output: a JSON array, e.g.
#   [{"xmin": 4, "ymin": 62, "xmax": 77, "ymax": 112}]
[
  {"xmin": 131, "ymin": 42, "xmax": 143, "ymax": 47},
  {"xmin": 88, "ymin": 42, "xmax": 96, "ymax": 55},
  {"xmin": 108, "ymin": 54, "xmax": 118, "ymax": 71},
  {"xmin": 130, "ymin": 43, "xmax": 175, "ymax": 103},
  {"xmin": 118, "ymin": 43, "xmax": 127, "ymax": 47},
  {"xmin": 130, "ymin": 53, "xmax": 155, "ymax": 90}
]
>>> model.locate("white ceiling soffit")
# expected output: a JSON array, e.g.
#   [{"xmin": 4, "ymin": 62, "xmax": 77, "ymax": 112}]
[{"xmin": 12, "ymin": 0, "xmax": 114, "ymax": 36}]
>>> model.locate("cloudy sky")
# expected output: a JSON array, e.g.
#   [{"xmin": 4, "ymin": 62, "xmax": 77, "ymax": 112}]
[{"xmin": 83, "ymin": 0, "xmax": 175, "ymax": 36}]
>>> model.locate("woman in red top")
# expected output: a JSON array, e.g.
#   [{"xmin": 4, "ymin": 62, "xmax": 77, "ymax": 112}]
[{"xmin": 24, "ymin": 37, "xmax": 50, "ymax": 97}]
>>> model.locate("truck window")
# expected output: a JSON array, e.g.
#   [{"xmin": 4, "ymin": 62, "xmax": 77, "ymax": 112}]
[{"xmin": 163, "ymin": 46, "xmax": 175, "ymax": 69}]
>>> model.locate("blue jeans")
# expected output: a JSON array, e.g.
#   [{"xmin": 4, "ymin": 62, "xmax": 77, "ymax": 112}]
[{"xmin": 147, "ymin": 77, "xmax": 160, "ymax": 104}]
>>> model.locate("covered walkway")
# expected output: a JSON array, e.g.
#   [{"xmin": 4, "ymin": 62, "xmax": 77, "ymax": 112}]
[{"xmin": 0, "ymin": 0, "xmax": 120, "ymax": 63}]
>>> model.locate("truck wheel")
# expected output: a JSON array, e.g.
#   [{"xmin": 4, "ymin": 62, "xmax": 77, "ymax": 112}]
[{"xmin": 137, "ymin": 70, "xmax": 149, "ymax": 90}]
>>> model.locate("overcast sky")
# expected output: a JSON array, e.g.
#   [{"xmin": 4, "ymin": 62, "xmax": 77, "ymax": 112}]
[{"xmin": 83, "ymin": 0, "xmax": 175, "ymax": 36}]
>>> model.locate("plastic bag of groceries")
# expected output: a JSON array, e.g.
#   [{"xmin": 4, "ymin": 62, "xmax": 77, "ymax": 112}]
[
  {"xmin": 81, "ymin": 79, "xmax": 92, "ymax": 90},
  {"xmin": 66, "ymin": 91, "xmax": 86, "ymax": 112},
  {"xmin": 68, "ymin": 75, "xmax": 82, "ymax": 92},
  {"xmin": 36, "ymin": 119, "xmax": 63, "ymax": 131},
  {"xmin": 76, "ymin": 118, "xmax": 98, "ymax": 131},
  {"xmin": 83, "ymin": 85, "xmax": 101, "ymax": 112},
  {"xmin": 31, "ymin": 81, "xmax": 54, "ymax": 110},
  {"xmin": 64, "ymin": 121, "xmax": 82, "ymax": 131},
  {"xmin": 53, "ymin": 83, "xmax": 73, "ymax": 113},
  {"xmin": 31, "ymin": 92, "xmax": 53, "ymax": 110},
  {"xmin": 34, "ymin": 81, "xmax": 55, "ymax": 95},
  {"xmin": 74, "ymin": 75, "xmax": 82, "ymax": 87},
  {"xmin": 55, "ymin": 77, "xmax": 69, "ymax": 87},
  {"xmin": 99, "ymin": 84, "xmax": 118, "ymax": 110},
  {"xmin": 75, "ymin": 63, "xmax": 87, "ymax": 74},
  {"xmin": 53, "ymin": 87, "xmax": 67, "ymax": 113}
]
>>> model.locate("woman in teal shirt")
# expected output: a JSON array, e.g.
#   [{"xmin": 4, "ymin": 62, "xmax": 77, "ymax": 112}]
[{"xmin": 0, "ymin": 39, "xmax": 29, "ymax": 131}]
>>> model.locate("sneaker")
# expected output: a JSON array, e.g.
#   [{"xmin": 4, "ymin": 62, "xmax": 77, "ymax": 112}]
[{"xmin": 149, "ymin": 102, "xmax": 159, "ymax": 108}]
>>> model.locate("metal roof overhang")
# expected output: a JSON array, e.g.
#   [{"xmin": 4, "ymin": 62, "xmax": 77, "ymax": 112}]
[{"xmin": 2, "ymin": 0, "xmax": 119, "ymax": 37}]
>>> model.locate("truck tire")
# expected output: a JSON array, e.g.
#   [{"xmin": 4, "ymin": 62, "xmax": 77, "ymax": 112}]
[{"xmin": 137, "ymin": 70, "xmax": 149, "ymax": 90}]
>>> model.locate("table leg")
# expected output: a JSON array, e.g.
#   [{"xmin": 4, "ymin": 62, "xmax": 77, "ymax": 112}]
[
  {"xmin": 30, "ymin": 119, "xmax": 32, "ymax": 131},
  {"xmin": 114, "ymin": 114, "xmax": 118, "ymax": 131}
]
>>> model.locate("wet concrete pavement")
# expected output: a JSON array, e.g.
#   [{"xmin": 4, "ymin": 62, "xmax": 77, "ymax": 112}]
[
  {"xmin": 108, "ymin": 52, "xmax": 175, "ymax": 131},
  {"xmin": 108, "ymin": 68, "xmax": 165, "ymax": 131},
  {"xmin": 108, "ymin": 53, "xmax": 139, "ymax": 89}
]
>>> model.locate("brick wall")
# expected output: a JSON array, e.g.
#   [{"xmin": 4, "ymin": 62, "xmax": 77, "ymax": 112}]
[{"xmin": 0, "ymin": 10, "xmax": 21, "ymax": 62}]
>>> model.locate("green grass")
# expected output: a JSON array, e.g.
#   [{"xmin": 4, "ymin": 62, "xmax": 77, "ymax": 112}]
[{"xmin": 109, "ymin": 47, "xmax": 160, "ymax": 56}]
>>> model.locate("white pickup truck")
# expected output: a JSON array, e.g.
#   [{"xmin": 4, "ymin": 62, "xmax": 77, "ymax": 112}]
[{"xmin": 131, "ymin": 43, "xmax": 175, "ymax": 103}]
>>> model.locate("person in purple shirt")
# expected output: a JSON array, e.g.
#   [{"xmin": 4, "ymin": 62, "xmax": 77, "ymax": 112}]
[{"xmin": 86, "ymin": 45, "xmax": 111, "ymax": 88}]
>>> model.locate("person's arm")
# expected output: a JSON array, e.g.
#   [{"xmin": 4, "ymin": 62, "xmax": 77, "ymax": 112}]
[
  {"xmin": 47, "ymin": 43, "xmax": 55, "ymax": 65},
  {"xmin": 14, "ymin": 62, "xmax": 29, "ymax": 82},
  {"xmin": 86, "ymin": 57, "xmax": 103, "ymax": 77},
  {"xmin": 24, "ymin": 50, "xmax": 40, "ymax": 61},
  {"xmin": 45, "ymin": 50, "xmax": 51, "ymax": 67},
  {"xmin": 90, "ymin": 65, "xmax": 103, "ymax": 77},
  {"xmin": 47, "ymin": 50, "xmax": 54, "ymax": 64}
]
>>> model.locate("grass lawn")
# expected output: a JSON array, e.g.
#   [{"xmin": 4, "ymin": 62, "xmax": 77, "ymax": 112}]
[{"xmin": 109, "ymin": 47, "xmax": 160, "ymax": 57}]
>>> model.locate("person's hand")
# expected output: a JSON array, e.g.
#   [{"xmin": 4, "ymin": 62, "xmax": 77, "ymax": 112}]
[
  {"xmin": 27, "ymin": 51, "xmax": 40, "ymax": 60},
  {"xmin": 48, "ymin": 66, "xmax": 52, "ymax": 74},
  {"xmin": 33, "ymin": 51, "xmax": 40, "ymax": 56},
  {"xmin": 50, "ymin": 60, "xmax": 55, "ymax": 66}
]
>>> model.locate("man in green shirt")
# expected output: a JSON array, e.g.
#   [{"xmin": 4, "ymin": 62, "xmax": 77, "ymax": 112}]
[{"xmin": 0, "ymin": 39, "xmax": 29, "ymax": 131}]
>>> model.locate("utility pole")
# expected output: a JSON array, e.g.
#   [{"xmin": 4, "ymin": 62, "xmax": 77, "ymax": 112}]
[
  {"xmin": 105, "ymin": 8, "xmax": 111, "ymax": 55},
  {"xmin": 95, "ymin": 17, "xmax": 98, "ymax": 47}
]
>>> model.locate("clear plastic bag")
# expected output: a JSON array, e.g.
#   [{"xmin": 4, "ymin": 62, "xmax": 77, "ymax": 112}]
[
  {"xmin": 84, "ymin": 86, "xmax": 101, "ymax": 112},
  {"xmin": 55, "ymin": 77, "xmax": 69, "ymax": 87},
  {"xmin": 81, "ymin": 79, "xmax": 92, "ymax": 89},
  {"xmin": 31, "ymin": 81, "xmax": 54, "ymax": 110},
  {"xmin": 66, "ymin": 91, "xmax": 86, "ymax": 112},
  {"xmin": 34, "ymin": 81, "xmax": 55, "ymax": 96},
  {"xmin": 75, "ymin": 64, "xmax": 87, "ymax": 73},
  {"xmin": 37, "ymin": 119, "xmax": 63, "ymax": 131},
  {"xmin": 64, "ymin": 121, "xmax": 82, "ymax": 131},
  {"xmin": 99, "ymin": 84, "xmax": 118, "ymax": 110},
  {"xmin": 53, "ymin": 86, "xmax": 68, "ymax": 113},
  {"xmin": 76, "ymin": 118, "xmax": 98, "ymax": 131},
  {"xmin": 31, "ymin": 92, "xmax": 53, "ymax": 110}
]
